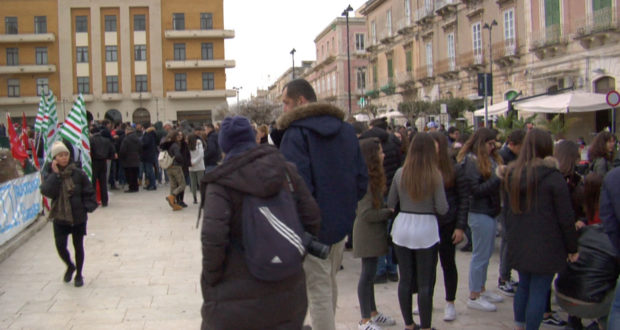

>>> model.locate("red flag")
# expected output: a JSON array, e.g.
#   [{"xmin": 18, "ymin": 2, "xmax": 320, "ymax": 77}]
[
  {"xmin": 21, "ymin": 112, "xmax": 30, "ymax": 151},
  {"xmin": 6, "ymin": 114, "xmax": 28, "ymax": 164}
]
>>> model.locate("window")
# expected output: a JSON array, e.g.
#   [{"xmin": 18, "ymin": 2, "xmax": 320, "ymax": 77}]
[
  {"xmin": 5, "ymin": 17, "xmax": 17, "ymax": 34},
  {"xmin": 447, "ymin": 33, "xmax": 455, "ymax": 71},
  {"xmin": 472, "ymin": 22, "xmax": 482, "ymax": 64},
  {"xmin": 7, "ymin": 79, "xmax": 19, "ymax": 97},
  {"xmin": 545, "ymin": 0, "xmax": 560, "ymax": 28},
  {"xmin": 77, "ymin": 77, "xmax": 90, "ymax": 94},
  {"xmin": 76, "ymin": 47, "xmax": 88, "ymax": 63},
  {"xmin": 202, "ymin": 72, "xmax": 214, "ymax": 90},
  {"xmin": 135, "ymin": 75, "xmax": 148, "ymax": 92},
  {"xmin": 35, "ymin": 47, "xmax": 48, "ymax": 65},
  {"xmin": 327, "ymin": 73, "xmax": 331, "ymax": 92},
  {"xmin": 425, "ymin": 0, "xmax": 433, "ymax": 13},
  {"xmin": 173, "ymin": 43, "xmax": 186, "ymax": 60},
  {"xmin": 404, "ymin": 0, "xmax": 411, "ymax": 24},
  {"xmin": 36, "ymin": 78, "xmax": 49, "ymax": 96},
  {"xmin": 387, "ymin": 58, "xmax": 393, "ymax": 79},
  {"xmin": 387, "ymin": 9, "xmax": 392, "ymax": 36},
  {"xmin": 355, "ymin": 33, "xmax": 365, "ymax": 51},
  {"xmin": 104, "ymin": 15, "xmax": 117, "ymax": 32},
  {"xmin": 503, "ymin": 9, "xmax": 516, "ymax": 55},
  {"xmin": 106, "ymin": 76, "xmax": 118, "ymax": 93},
  {"xmin": 593, "ymin": 0, "xmax": 612, "ymax": 27},
  {"xmin": 134, "ymin": 15, "xmax": 146, "ymax": 31},
  {"xmin": 105, "ymin": 46, "xmax": 117, "ymax": 62},
  {"xmin": 175, "ymin": 73, "xmax": 187, "ymax": 91},
  {"xmin": 357, "ymin": 69, "xmax": 366, "ymax": 90},
  {"xmin": 201, "ymin": 42, "xmax": 213, "ymax": 60},
  {"xmin": 425, "ymin": 42, "xmax": 433, "ymax": 77},
  {"xmin": 75, "ymin": 16, "xmax": 88, "ymax": 33},
  {"xmin": 371, "ymin": 21, "xmax": 376, "ymax": 44},
  {"xmin": 34, "ymin": 16, "xmax": 47, "ymax": 34},
  {"xmin": 134, "ymin": 45, "xmax": 147, "ymax": 61},
  {"xmin": 172, "ymin": 13, "xmax": 185, "ymax": 30},
  {"xmin": 6, "ymin": 48, "xmax": 18, "ymax": 66},
  {"xmin": 200, "ymin": 13, "xmax": 213, "ymax": 30},
  {"xmin": 406, "ymin": 50, "xmax": 412, "ymax": 72}
]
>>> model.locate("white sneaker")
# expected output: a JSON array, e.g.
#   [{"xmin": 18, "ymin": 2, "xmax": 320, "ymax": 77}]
[
  {"xmin": 371, "ymin": 312, "xmax": 396, "ymax": 326},
  {"xmin": 467, "ymin": 297, "xmax": 497, "ymax": 312},
  {"xmin": 481, "ymin": 290, "xmax": 504, "ymax": 303},
  {"xmin": 412, "ymin": 306, "xmax": 419, "ymax": 315},
  {"xmin": 443, "ymin": 303, "xmax": 456, "ymax": 321},
  {"xmin": 358, "ymin": 320, "xmax": 382, "ymax": 330}
]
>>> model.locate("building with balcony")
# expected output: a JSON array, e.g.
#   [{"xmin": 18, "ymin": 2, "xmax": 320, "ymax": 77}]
[{"xmin": 0, "ymin": 0, "xmax": 235, "ymax": 126}]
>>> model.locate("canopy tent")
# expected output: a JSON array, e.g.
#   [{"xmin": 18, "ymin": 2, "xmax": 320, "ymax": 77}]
[
  {"xmin": 473, "ymin": 101, "xmax": 510, "ymax": 117},
  {"xmin": 513, "ymin": 91, "xmax": 610, "ymax": 113}
]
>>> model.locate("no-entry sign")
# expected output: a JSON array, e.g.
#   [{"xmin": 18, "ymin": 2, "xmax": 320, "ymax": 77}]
[{"xmin": 606, "ymin": 90, "xmax": 620, "ymax": 107}]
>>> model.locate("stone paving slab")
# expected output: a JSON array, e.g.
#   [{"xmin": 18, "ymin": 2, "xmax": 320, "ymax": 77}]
[{"xmin": 0, "ymin": 186, "xmax": 568, "ymax": 329}]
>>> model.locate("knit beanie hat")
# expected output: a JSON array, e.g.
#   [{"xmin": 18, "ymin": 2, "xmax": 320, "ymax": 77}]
[
  {"xmin": 51, "ymin": 141, "xmax": 69, "ymax": 159},
  {"xmin": 218, "ymin": 116, "xmax": 256, "ymax": 155}
]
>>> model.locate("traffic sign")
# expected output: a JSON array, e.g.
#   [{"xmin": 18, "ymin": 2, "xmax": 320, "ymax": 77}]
[
  {"xmin": 606, "ymin": 90, "xmax": 620, "ymax": 107},
  {"xmin": 358, "ymin": 97, "xmax": 367, "ymax": 108}
]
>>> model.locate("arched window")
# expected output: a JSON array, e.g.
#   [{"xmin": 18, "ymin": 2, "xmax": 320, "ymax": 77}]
[{"xmin": 132, "ymin": 108, "xmax": 151, "ymax": 125}]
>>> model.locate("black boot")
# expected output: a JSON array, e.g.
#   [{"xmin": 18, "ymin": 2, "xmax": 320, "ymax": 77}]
[{"xmin": 177, "ymin": 193, "xmax": 188, "ymax": 208}]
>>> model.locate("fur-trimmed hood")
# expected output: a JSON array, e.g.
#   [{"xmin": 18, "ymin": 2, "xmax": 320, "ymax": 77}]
[
  {"xmin": 276, "ymin": 102, "xmax": 345, "ymax": 137},
  {"xmin": 504, "ymin": 156, "xmax": 561, "ymax": 190}
]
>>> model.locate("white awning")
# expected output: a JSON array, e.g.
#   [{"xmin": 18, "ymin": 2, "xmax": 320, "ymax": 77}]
[
  {"xmin": 473, "ymin": 101, "xmax": 510, "ymax": 117},
  {"xmin": 514, "ymin": 91, "xmax": 610, "ymax": 113}
]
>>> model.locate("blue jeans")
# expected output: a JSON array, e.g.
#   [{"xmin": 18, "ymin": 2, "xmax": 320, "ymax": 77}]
[
  {"xmin": 142, "ymin": 162, "xmax": 156, "ymax": 188},
  {"xmin": 377, "ymin": 219, "xmax": 397, "ymax": 275},
  {"xmin": 468, "ymin": 212, "xmax": 496, "ymax": 292},
  {"xmin": 514, "ymin": 271, "xmax": 554, "ymax": 330},
  {"xmin": 608, "ymin": 277, "xmax": 620, "ymax": 329}
]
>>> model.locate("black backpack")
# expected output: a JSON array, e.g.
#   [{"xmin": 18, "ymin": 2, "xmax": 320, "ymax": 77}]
[{"xmin": 240, "ymin": 173, "xmax": 307, "ymax": 281}]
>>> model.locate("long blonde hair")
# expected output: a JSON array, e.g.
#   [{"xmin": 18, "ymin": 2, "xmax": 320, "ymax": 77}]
[{"xmin": 401, "ymin": 133, "xmax": 440, "ymax": 201}]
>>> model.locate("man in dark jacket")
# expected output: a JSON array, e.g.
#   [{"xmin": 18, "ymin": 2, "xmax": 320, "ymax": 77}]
[
  {"xmin": 275, "ymin": 79, "xmax": 368, "ymax": 330},
  {"xmin": 203, "ymin": 123, "xmax": 220, "ymax": 171},
  {"xmin": 601, "ymin": 167, "xmax": 620, "ymax": 329},
  {"xmin": 140, "ymin": 123, "xmax": 158, "ymax": 190},
  {"xmin": 119, "ymin": 127, "xmax": 142, "ymax": 192},
  {"xmin": 90, "ymin": 126, "xmax": 116, "ymax": 206}
]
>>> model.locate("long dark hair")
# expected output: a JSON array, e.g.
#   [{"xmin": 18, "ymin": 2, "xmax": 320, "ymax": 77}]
[
  {"xmin": 588, "ymin": 131, "xmax": 615, "ymax": 162},
  {"xmin": 360, "ymin": 138, "xmax": 386, "ymax": 208},
  {"xmin": 187, "ymin": 133, "xmax": 199, "ymax": 151},
  {"xmin": 456, "ymin": 127, "xmax": 501, "ymax": 178},
  {"xmin": 554, "ymin": 140, "xmax": 580, "ymax": 177},
  {"xmin": 584, "ymin": 172, "xmax": 603, "ymax": 222},
  {"xmin": 504, "ymin": 128, "xmax": 554, "ymax": 214},
  {"xmin": 165, "ymin": 129, "xmax": 180, "ymax": 142},
  {"xmin": 401, "ymin": 133, "xmax": 440, "ymax": 201},
  {"xmin": 430, "ymin": 131, "xmax": 455, "ymax": 188}
]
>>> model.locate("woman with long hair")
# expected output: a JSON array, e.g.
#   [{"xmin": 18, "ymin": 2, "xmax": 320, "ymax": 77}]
[
  {"xmin": 187, "ymin": 133, "xmax": 205, "ymax": 204},
  {"xmin": 353, "ymin": 137, "xmax": 397, "ymax": 330},
  {"xmin": 388, "ymin": 132, "xmax": 448, "ymax": 330},
  {"xmin": 588, "ymin": 131, "xmax": 616, "ymax": 177},
  {"xmin": 159, "ymin": 130, "xmax": 186, "ymax": 211},
  {"xmin": 456, "ymin": 127, "xmax": 504, "ymax": 311},
  {"xmin": 554, "ymin": 140, "xmax": 586, "ymax": 229},
  {"xmin": 502, "ymin": 128, "xmax": 578, "ymax": 330},
  {"xmin": 430, "ymin": 131, "xmax": 464, "ymax": 321}
]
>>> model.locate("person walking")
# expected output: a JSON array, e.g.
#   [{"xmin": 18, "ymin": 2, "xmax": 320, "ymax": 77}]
[
  {"xmin": 275, "ymin": 79, "xmax": 368, "ymax": 330},
  {"xmin": 388, "ymin": 132, "xmax": 448, "ymax": 330},
  {"xmin": 502, "ymin": 128, "xmax": 579, "ymax": 330},
  {"xmin": 119, "ymin": 126, "xmax": 142, "ymax": 193},
  {"xmin": 457, "ymin": 127, "xmax": 504, "ymax": 311},
  {"xmin": 200, "ymin": 116, "xmax": 321, "ymax": 329},
  {"xmin": 89, "ymin": 125, "xmax": 116, "ymax": 206},
  {"xmin": 354, "ymin": 137, "xmax": 397, "ymax": 330},
  {"xmin": 188, "ymin": 133, "xmax": 205, "ymax": 204},
  {"xmin": 159, "ymin": 130, "xmax": 185, "ymax": 211},
  {"xmin": 40, "ymin": 141, "xmax": 98, "ymax": 287},
  {"xmin": 588, "ymin": 131, "xmax": 616, "ymax": 177}
]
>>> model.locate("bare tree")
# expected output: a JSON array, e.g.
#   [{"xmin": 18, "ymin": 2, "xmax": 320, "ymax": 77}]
[
  {"xmin": 212, "ymin": 102, "xmax": 232, "ymax": 122},
  {"xmin": 235, "ymin": 98, "xmax": 281, "ymax": 125}
]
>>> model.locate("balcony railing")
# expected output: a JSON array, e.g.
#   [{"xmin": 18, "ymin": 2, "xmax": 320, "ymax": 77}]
[
  {"xmin": 164, "ymin": 59, "xmax": 236, "ymax": 70},
  {"xmin": 0, "ymin": 33, "xmax": 55, "ymax": 43},
  {"xmin": 415, "ymin": 5, "xmax": 435, "ymax": 23},
  {"xmin": 167, "ymin": 89, "xmax": 236, "ymax": 99},
  {"xmin": 575, "ymin": 7, "xmax": 619, "ymax": 37},
  {"xmin": 461, "ymin": 51, "xmax": 486, "ymax": 70},
  {"xmin": 395, "ymin": 71, "xmax": 415, "ymax": 86},
  {"xmin": 530, "ymin": 24, "xmax": 566, "ymax": 50},
  {"xmin": 164, "ymin": 29, "xmax": 235, "ymax": 39},
  {"xmin": 435, "ymin": 0, "xmax": 458, "ymax": 16},
  {"xmin": 0, "ymin": 64, "xmax": 56, "ymax": 74},
  {"xmin": 437, "ymin": 58, "xmax": 458, "ymax": 74},
  {"xmin": 396, "ymin": 16, "xmax": 415, "ymax": 35}
]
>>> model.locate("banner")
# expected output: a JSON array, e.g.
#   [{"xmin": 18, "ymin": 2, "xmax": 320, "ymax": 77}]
[{"xmin": 0, "ymin": 173, "xmax": 42, "ymax": 246}]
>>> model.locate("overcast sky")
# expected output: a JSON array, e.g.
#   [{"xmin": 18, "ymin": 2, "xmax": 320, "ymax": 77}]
[{"xmin": 223, "ymin": 0, "xmax": 368, "ymax": 104}]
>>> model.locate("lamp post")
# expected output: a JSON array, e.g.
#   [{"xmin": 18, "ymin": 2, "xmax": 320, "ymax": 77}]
[
  {"xmin": 342, "ymin": 4, "xmax": 354, "ymax": 115},
  {"xmin": 232, "ymin": 86, "xmax": 242, "ymax": 106},
  {"xmin": 290, "ymin": 48, "xmax": 296, "ymax": 79},
  {"xmin": 482, "ymin": 19, "xmax": 497, "ymax": 127}
]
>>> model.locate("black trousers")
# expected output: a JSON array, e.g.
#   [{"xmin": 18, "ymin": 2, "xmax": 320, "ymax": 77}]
[
  {"xmin": 394, "ymin": 244, "xmax": 438, "ymax": 329},
  {"xmin": 438, "ymin": 222, "xmax": 458, "ymax": 302},
  {"xmin": 124, "ymin": 167, "xmax": 139, "ymax": 191},
  {"xmin": 92, "ymin": 159, "xmax": 108, "ymax": 205},
  {"xmin": 358, "ymin": 257, "xmax": 378, "ymax": 319}
]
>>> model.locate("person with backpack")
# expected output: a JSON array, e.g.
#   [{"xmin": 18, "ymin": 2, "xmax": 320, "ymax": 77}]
[
  {"xmin": 200, "ymin": 116, "xmax": 321, "ymax": 329},
  {"xmin": 159, "ymin": 130, "xmax": 185, "ymax": 211}
]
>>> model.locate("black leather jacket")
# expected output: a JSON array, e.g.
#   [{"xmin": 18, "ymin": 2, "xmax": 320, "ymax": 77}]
[{"xmin": 457, "ymin": 153, "xmax": 501, "ymax": 221}]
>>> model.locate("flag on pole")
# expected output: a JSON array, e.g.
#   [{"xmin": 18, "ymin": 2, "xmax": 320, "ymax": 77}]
[
  {"xmin": 6, "ymin": 114, "xmax": 28, "ymax": 164},
  {"xmin": 78, "ymin": 95, "xmax": 92, "ymax": 181},
  {"xmin": 34, "ymin": 94, "xmax": 47, "ymax": 134},
  {"xmin": 43, "ymin": 92, "xmax": 59, "ymax": 165},
  {"xmin": 60, "ymin": 94, "xmax": 92, "ymax": 180}
]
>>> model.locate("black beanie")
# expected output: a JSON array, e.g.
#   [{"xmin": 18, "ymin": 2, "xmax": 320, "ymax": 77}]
[{"xmin": 218, "ymin": 116, "xmax": 256, "ymax": 154}]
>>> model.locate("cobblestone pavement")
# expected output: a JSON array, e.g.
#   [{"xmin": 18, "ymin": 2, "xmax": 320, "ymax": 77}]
[{"xmin": 0, "ymin": 186, "xmax": 563, "ymax": 329}]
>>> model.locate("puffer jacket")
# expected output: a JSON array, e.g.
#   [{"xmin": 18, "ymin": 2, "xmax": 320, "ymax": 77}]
[
  {"xmin": 119, "ymin": 132, "xmax": 142, "ymax": 168},
  {"xmin": 40, "ymin": 165, "xmax": 97, "ymax": 225},
  {"xmin": 457, "ymin": 153, "xmax": 501, "ymax": 218},
  {"xmin": 200, "ymin": 144, "xmax": 320, "ymax": 330}
]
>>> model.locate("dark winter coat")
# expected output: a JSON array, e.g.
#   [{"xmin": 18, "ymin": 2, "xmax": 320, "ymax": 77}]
[
  {"xmin": 359, "ymin": 127, "xmax": 402, "ymax": 189},
  {"xmin": 499, "ymin": 145, "xmax": 517, "ymax": 165},
  {"xmin": 458, "ymin": 153, "xmax": 501, "ymax": 218},
  {"xmin": 204, "ymin": 130, "xmax": 221, "ymax": 167},
  {"xmin": 119, "ymin": 132, "xmax": 142, "ymax": 168},
  {"xmin": 276, "ymin": 102, "xmax": 368, "ymax": 245},
  {"xmin": 90, "ymin": 133, "xmax": 115, "ymax": 161},
  {"xmin": 601, "ymin": 167, "xmax": 620, "ymax": 254},
  {"xmin": 140, "ymin": 127, "xmax": 159, "ymax": 164},
  {"xmin": 40, "ymin": 165, "xmax": 97, "ymax": 226},
  {"xmin": 160, "ymin": 140, "xmax": 184, "ymax": 166},
  {"xmin": 352, "ymin": 188, "xmax": 392, "ymax": 258},
  {"xmin": 437, "ymin": 163, "xmax": 464, "ymax": 229},
  {"xmin": 503, "ymin": 157, "xmax": 578, "ymax": 274},
  {"xmin": 200, "ymin": 144, "xmax": 320, "ymax": 330}
]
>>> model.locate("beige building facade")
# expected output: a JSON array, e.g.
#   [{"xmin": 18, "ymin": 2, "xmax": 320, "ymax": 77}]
[{"xmin": 0, "ymin": 0, "xmax": 235, "ymax": 126}]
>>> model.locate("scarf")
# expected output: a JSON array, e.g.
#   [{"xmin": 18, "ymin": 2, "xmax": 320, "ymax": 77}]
[{"xmin": 49, "ymin": 164, "xmax": 76, "ymax": 224}]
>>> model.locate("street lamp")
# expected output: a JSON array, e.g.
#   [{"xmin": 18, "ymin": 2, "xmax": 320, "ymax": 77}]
[
  {"xmin": 342, "ymin": 4, "xmax": 354, "ymax": 115},
  {"xmin": 290, "ymin": 48, "xmax": 296, "ymax": 79},
  {"xmin": 482, "ymin": 19, "xmax": 497, "ymax": 127},
  {"xmin": 232, "ymin": 86, "xmax": 242, "ymax": 106}
]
